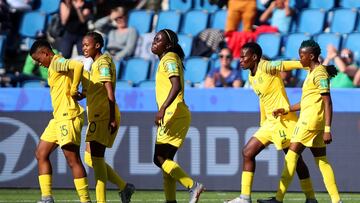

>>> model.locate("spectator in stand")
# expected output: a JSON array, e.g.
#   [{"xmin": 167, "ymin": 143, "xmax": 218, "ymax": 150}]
[
  {"xmin": 94, "ymin": 6, "xmax": 137, "ymax": 62},
  {"xmin": 135, "ymin": 0, "xmax": 162, "ymax": 12},
  {"xmin": 225, "ymin": 0, "xmax": 257, "ymax": 32},
  {"xmin": 59, "ymin": 0, "xmax": 93, "ymax": 58},
  {"xmin": 323, "ymin": 44, "xmax": 360, "ymax": 88},
  {"xmin": 205, "ymin": 47, "xmax": 243, "ymax": 88},
  {"xmin": 259, "ymin": 0, "xmax": 294, "ymax": 33},
  {"xmin": 280, "ymin": 71, "xmax": 297, "ymax": 87}
]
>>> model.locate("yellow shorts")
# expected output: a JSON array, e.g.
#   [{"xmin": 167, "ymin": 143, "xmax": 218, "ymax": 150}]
[
  {"xmin": 41, "ymin": 115, "xmax": 84, "ymax": 147},
  {"xmin": 291, "ymin": 124, "xmax": 325, "ymax": 148},
  {"xmin": 156, "ymin": 114, "xmax": 191, "ymax": 148},
  {"xmin": 254, "ymin": 116, "xmax": 297, "ymax": 150},
  {"xmin": 86, "ymin": 113, "xmax": 121, "ymax": 148}
]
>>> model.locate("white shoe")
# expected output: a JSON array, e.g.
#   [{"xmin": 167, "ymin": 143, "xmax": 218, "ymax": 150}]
[
  {"xmin": 224, "ymin": 195, "xmax": 251, "ymax": 203},
  {"xmin": 189, "ymin": 182, "xmax": 205, "ymax": 203},
  {"xmin": 37, "ymin": 196, "xmax": 54, "ymax": 203}
]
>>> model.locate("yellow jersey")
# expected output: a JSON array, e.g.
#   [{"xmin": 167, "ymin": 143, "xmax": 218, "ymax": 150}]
[
  {"xmin": 87, "ymin": 54, "xmax": 119, "ymax": 122},
  {"xmin": 299, "ymin": 65, "xmax": 330, "ymax": 130},
  {"xmin": 48, "ymin": 54, "xmax": 84, "ymax": 120},
  {"xmin": 248, "ymin": 60, "xmax": 302, "ymax": 125},
  {"xmin": 155, "ymin": 52, "xmax": 188, "ymax": 120}
]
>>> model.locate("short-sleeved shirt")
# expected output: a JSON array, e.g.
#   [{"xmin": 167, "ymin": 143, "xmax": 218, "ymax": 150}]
[
  {"xmin": 207, "ymin": 68, "xmax": 241, "ymax": 87},
  {"xmin": 248, "ymin": 59, "xmax": 301, "ymax": 125},
  {"xmin": 86, "ymin": 54, "xmax": 118, "ymax": 121},
  {"xmin": 298, "ymin": 65, "xmax": 330, "ymax": 130},
  {"xmin": 48, "ymin": 54, "xmax": 84, "ymax": 120},
  {"xmin": 155, "ymin": 52, "xmax": 188, "ymax": 120}
]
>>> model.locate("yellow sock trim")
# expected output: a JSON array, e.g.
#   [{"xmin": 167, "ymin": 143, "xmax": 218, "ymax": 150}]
[
  {"xmin": 106, "ymin": 163, "xmax": 127, "ymax": 191},
  {"xmin": 300, "ymin": 178, "xmax": 316, "ymax": 199},
  {"xmin": 241, "ymin": 171, "xmax": 254, "ymax": 196},
  {"xmin": 163, "ymin": 171, "xmax": 176, "ymax": 201},
  {"xmin": 74, "ymin": 177, "xmax": 91, "ymax": 203},
  {"xmin": 39, "ymin": 174, "xmax": 52, "ymax": 197},
  {"xmin": 315, "ymin": 156, "xmax": 340, "ymax": 203},
  {"xmin": 276, "ymin": 150, "xmax": 299, "ymax": 201},
  {"xmin": 84, "ymin": 151, "xmax": 92, "ymax": 167},
  {"xmin": 92, "ymin": 156, "xmax": 107, "ymax": 203},
  {"xmin": 85, "ymin": 151, "xmax": 126, "ymax": 191},
  {"xmin": 162, "ymin": 159, "xmax": 194, "ymax": 189}
]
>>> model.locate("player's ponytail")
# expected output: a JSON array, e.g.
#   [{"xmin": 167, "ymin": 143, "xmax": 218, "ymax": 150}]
[
  {"xmin": 161, "ymin": 29, "xmax": 185, "ymax": 61},
  {"xmin": 325, "ymin": 65, "xmax": 338, "ymax": 78}
]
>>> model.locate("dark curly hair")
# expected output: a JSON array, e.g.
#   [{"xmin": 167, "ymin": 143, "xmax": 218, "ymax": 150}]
[{"xmin": 300, "ymin": 39, "xmax": 321, "ymax": 58}]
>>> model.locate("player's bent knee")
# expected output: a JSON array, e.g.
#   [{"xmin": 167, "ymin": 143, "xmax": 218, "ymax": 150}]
[{"xmin": 153, "ymin": 155, "xmax": 164, "ymax": 168}]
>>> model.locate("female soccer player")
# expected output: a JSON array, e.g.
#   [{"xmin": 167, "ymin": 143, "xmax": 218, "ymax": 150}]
[
  {"xmin": 225, "ymin": 42, "xmax": 317, "ymax": 203},
  {"xmin": 31, "ymin": 39, "xmax": 91, "ymax": 203},
  {"xmin": 258, "ymin": 40, "xmax": 342, "ymax": 203},
  {"xmin": 82, "ymin": 31, "xmax": 135, "ymax": 203},
  {"xmin": 151, "ymin": 29, "xmax": 205, "ymax": 203}
]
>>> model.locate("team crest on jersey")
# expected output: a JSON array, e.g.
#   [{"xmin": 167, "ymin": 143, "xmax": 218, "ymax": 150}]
[
  {"xmin": 58, "ymin": 57, "xmax": 66, "ymax": 63},
  {"xmin": 270, "ymin": 61, "xmax": 281, "ymax": 67},
  {"xmin": 100, "ymin": 67, "xmax": 110, "ymax": 77},
  {"xmin": 165, "ymin": 62, "xmax": 177, "ymax": 73},
  {"xmin": 320, "ymin": 79, "xmax": 329, "ymax": 88}
]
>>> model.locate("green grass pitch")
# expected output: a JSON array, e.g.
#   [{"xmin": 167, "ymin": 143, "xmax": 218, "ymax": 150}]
[{"xmin": 0, "ymin": 189, "xmax": 359, "ymax": 202}]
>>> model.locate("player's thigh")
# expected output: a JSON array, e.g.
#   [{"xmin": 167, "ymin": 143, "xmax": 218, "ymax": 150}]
[
  {"xmin": 291, "ymin": 125, "xmax": 325, "ymax": 148},
  {"xmin": 56, "ymin": 116, "xmax": 83, "ymax": 147},
  {"xmin": 36, "ymin": 140, "xmax": 58, "ymax": 159},
  {"xmin": 156, "ymin": 116, "xmax": 190, "ymax": 148},
  {"xmin": 86, "ymin": 118, "xmax": 119, "ymax": 148},
  {"xmin": 40, "ymin": 119, "xmax": 58, "ymax": 144}
]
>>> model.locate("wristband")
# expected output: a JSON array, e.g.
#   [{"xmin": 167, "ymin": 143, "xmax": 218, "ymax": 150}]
[{"xmin": 324, "ymin": 126, "xmax": 331, "ymax": 133}]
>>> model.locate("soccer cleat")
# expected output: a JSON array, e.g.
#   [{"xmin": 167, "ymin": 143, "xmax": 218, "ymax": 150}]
[
  {"xmin": 37, "ymin": 196, "xmax": 54, "ymax": 203},
  {"xmin": 165, "ymin": 201, "xmax": 177, "ymax": 203},
  {"xmin": 257, "ymin": 197, "xmax": 282, "ymax": 203},
  {"xmin": 224, "ymin": 195, "xmax": 252, "ymax": 203},
  {"xmin": 119, "ymin": 183, "xmax": 136, "ymax": 203},
  {"xmin": 305, "ymin": 199, "xmax": 318, "ymax": 203},
  {"xmin": 189, "ymin": 182, "xmax": 205, "ymax": 203}
]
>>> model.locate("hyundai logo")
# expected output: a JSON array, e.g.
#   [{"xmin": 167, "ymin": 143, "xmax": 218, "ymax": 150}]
[{"xmin": 0, "ymin": 117, "xmax": 39, "ymax": 182}]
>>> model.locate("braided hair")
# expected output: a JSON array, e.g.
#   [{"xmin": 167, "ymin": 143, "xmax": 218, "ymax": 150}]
[
  {"xmin": 160, "ymin": 29, "xmax": 185, "ymax": 60},
  {"xmin": 300, "ymin": 39, "xmax": 321, "ymax": 59},
  {"xmin": 300, "ymin": 39, "xmax": 337, "ymax": 78},
  {"xmin": 242, "ymin": 42, "xmax": 262, "ymax": 62},
  {"xmin": 85, "ymin": 31, "xmax": 104, "ymax": 50}
]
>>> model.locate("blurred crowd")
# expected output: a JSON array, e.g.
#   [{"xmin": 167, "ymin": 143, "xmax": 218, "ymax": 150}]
[{"xmin": 0, "ymin": 0, "xmax": 359, "ymax": 88}]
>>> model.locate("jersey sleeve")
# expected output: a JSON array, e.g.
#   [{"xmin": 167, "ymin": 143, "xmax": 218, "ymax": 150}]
[
  {"xmin": 163, "ymin": 58, "xmax": 180, "ymax": 78},
  {"xmin": 314, "ymin": 67, "xmax": 330, "ymax": 94},
  {"xmin": 52, "ymin": 57, "xmax": 70, "ymax": 72},
  {"xmin": 97, "ymin": 58, "xmax": 112, "ymax": 82},
  {"xmin": 260, "ymin": 60, "xmax": 303, "ymax": 75}
]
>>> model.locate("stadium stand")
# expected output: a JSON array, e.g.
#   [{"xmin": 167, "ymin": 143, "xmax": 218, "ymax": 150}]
[
  {"xmin": 256, "ymin": 33, "xmax": 281, "ymax": 59},
  {"xmin": 178, "ymin": 34, "xmax": 193, "ymax": 58},
  {"xmin": 169, "ymin": 0, "xmax": 193, "ymax": 12},
  {"xmin": 181, "ymin": 10, "xmax": 209, "ymax": 36},
  {"xmin": 128, "ymin": 10, "xmax": 154, "ymax": 34},
  {"xmin": 121, "ymin": 58, "xmax": 151, "ymax": 86},
  {"xmin": 184, "ymin": 57, "xmax": 209, "ymax": 86},
  {"xmin": 315, "ymin": 33, "xmax": 342, "ymax": 58},
  {"xmin": 308, "ymin": 0, "xmax": 335, "ymax": 10},
  {"xmin": 330, "ymin": 8, "xmax": 358, "ymax": 34},
  {"xmin": 297, "ymin": 9, "xmax": 326, "ymax": 35},
  {"xmin": 155, "ymin": 10, "xmax": 182, "ymax": 32}
]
